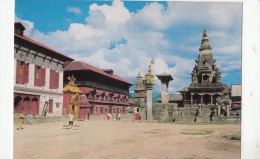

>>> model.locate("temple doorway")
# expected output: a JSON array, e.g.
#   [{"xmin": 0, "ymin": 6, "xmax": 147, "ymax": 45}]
[{"xmin": 203, "ymin": 94, "xmax": 211, "ymax": 105}]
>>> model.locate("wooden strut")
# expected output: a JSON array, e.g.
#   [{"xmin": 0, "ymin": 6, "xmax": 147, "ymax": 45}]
[{"xmin": 41, "ymin": 101, "xmax": 49, "ymax": 116}]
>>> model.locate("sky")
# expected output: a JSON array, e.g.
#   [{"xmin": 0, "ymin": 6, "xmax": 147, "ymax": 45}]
[{"xmin": 15, "ymin": 0, "xmax": 242, "ymax": 94}]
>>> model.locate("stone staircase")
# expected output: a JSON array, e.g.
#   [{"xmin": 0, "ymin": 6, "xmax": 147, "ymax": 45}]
[{"xmin": 171, "ymin": 106, "xmax": 240, "ymax": 123}]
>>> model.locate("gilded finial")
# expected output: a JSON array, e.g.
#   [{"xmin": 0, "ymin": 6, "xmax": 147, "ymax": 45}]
[{"xmin": 148, "ymin": 64, "xmax": 152, "ymax": 74}]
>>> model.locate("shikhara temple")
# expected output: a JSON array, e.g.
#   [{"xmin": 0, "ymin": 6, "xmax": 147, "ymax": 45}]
[
  {"xmin": 179, "ymin": 29, "xmax": 226, "ymax": 107},
  {"xmin": 178, "ymin": 29, "xmax": 241, "ymax": 111}
]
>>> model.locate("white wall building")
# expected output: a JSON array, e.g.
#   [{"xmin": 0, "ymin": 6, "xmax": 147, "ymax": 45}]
[{"xmin": 14, "ymin": 23, "xmax": 74, "ymax": 116}]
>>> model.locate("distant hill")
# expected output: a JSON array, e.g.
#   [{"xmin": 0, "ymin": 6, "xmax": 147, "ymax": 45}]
[{"xmin": 152, "ymin": 92, "xmax": 161, "ymax": 103}]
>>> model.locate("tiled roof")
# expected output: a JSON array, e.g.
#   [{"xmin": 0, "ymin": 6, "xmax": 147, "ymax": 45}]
[
  {"xmin": 15, "ymin": 33, "xmax": 74, "ymax": 61},
  {"xmin": 65, "ymin": 61, "xmax": 132, "ymax": 85}
]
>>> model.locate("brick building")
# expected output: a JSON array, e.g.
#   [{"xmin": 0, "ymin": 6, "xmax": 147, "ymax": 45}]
[
  {"xmin": 63, "ymin": 61, "xmax": 132, "ymax": 120},
  {"xmin": 14, "ymin": 22, "xmax": 74, "ymax": 116}
]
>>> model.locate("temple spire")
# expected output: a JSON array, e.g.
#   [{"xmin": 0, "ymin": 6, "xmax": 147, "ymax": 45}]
[
  {"xmin": 199, "ymin": 28, "xmax": 212, "ymax": 52},
  {"xmin": 137, "ymin": 71, "xmax": 142, "ymax": 78}
]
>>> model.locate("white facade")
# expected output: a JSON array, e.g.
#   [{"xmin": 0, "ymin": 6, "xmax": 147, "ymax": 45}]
[{"xmin": 14, "ymin": 44, "xmax": 67, "ymax": 116}]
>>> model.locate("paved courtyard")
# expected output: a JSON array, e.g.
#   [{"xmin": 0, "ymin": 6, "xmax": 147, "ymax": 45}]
[{"xmin": 14, "ymin": 120, "xmax": 240, "ymax": 159}]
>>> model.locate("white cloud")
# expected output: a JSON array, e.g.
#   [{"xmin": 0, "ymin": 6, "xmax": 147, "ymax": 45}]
[
  {"xmin": 167, "ymin": 2, "xmax": 242, "ymax": 29},
  {"xmin": 67, "ymin": 7, "xmax": 81, "ymax": 15},
  {"xmin": 87, "ymin": 0, "xmax": 131, "ymax": 27},
  {"xmin": 130, "ymin": 2, "xmax": 171, "ymax": 30}
]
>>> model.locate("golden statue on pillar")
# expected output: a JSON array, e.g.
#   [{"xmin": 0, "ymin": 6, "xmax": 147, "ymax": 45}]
[{"xmin": 144, "ymin": 64, "xmax": 155, "ymax": 88}]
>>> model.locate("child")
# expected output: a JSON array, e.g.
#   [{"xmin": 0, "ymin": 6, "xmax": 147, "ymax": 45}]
[
  {"xmin": 118, "ymin": 113, "xmax": 121, "ymax": 120},
  {"xmin": 69, "ymin": 113, "xmax": 74, "ymax": 129}
]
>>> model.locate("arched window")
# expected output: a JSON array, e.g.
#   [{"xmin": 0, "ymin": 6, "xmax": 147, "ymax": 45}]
[
  {"xmin": 14, "ymin": 96, "xmax": 22, "ymax": 106},
  {"xmin": 24, "ymin": 96, "xmax": 30, "ymax": 101}
]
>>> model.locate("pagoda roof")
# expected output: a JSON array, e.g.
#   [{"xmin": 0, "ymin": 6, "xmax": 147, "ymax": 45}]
[{"xmin": 65, "ymin": 61, "xmax": 132, "ymax": 85}]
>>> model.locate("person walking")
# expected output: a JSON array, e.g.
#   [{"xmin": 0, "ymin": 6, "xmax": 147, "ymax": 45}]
[
  {"xmin": 113, "ymin": 111, "xmax": 116, "ymax": 121},
  {"xmin": 17, "ymin": 111, "xmax": 24, "ymax": 130},
  {"xmin": 69, "ymin": 113, "xmax": 74, "ymax": 129},
  {"xmin": 118, "ymin": 112, "xmax": 121, "ymax": 120},
  {"xmin": 107, "ymin": 113, "xmax": 111, "ymax": 120}
]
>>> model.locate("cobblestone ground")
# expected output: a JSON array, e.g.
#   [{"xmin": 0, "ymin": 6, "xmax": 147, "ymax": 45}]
[{"xmin": 14, "ymin": 120, "xmax": 240, "ymax": 159}]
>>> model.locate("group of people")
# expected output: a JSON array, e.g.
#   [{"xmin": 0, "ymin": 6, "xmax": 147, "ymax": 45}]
[{"xmin": 107, "ymin": 112, "xmax": 121, "ymax": 121}]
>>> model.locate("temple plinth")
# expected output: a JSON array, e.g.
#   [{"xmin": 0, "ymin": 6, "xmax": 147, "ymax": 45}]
[
  {"xmin": 144, "ymin": 64, "xmax": 155, "ymax": 121},
  {"xmin": 156, "ymin": 73, "xmax": 173, "ymax": 104}
]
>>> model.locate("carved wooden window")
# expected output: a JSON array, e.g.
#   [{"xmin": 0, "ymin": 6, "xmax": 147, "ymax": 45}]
[
  {"xmin": 16, "ymin": 60, "xmax": 29, "ymax": 84},
  {"xmin": 49, "ymin": 70, "xmax": 59, "ymax": 89},
  {"xmin": 19, "ymin": 62, "xmax": 24, "ymax": 76},
  {"xmin": 34, "ymin": 65, "xmax": 46, "ymax": 87}
]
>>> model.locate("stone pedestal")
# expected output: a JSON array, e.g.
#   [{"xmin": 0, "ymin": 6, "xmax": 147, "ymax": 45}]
[{"xmin": 144, "ymin": 64, "xmax": 155, "ymax": 121}]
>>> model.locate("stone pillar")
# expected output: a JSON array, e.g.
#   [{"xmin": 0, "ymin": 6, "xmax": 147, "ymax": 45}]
[
  {"xmin": 144, "ymin": 64, "xmax": 155, "ymax": 121},
  {"xmin": 200, "ymin": 94, "xmax": 203, "ymax": 113},
  {"xmin": 191, "ymin": 94, "xmax": 194, "ymax": 106},
  {"xmin": 161, "ymin": 82, "xmax": 167, "ymax": 104},
  {"xmin": 218, "ymin": 104, "xmax": 221, "ymax": 116},
  {"xmin": 156, "ymin": 73, "xmax": 173, "ymax": 104},
  {"xmin": 146, "ymin": 89, "xmax": 153, "ymax": 120},
  {"xmin": 210, "ymin": 94, "xmax": 213, "ymax": 104},
  {"xmin": 226, "ymin": 105, "xmax": 230, "ymax": 117}
]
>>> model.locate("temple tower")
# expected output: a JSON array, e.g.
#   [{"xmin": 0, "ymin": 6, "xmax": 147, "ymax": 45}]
[
  {"xmin": 187, "ymin": 28, "xmax": 224, "ymax": 108},
  {"xmin": 156, "ymin": 72, "xmax": 173, "ymax": 104},
  {"xmin": 134, "ymin": 71, "xmax": 147, "ymax": 107},
  {"xmin": 144, "ymin": 64, "xmax": 155, "ymax": 120}
]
